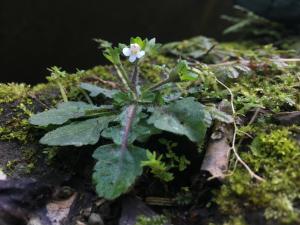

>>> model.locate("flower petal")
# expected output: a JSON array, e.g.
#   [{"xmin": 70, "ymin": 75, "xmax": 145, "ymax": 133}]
[
  {"xmin": 137, "ymin": 51, "xmax": 145, "ymax": 59},
  {"xmin": 129, "ymin": 55, "xmax": 137, "ymax": 63},
  {"xmin": 122, "ymin": 47, "xmax": 131, "ymax": 56},
  {"xmin": 130, "ymin": 43, "xmax": 141, "ymax": 51},
  {"xmin": 0, "ymin": 170, "xmax": 7, "ymax": 180}
]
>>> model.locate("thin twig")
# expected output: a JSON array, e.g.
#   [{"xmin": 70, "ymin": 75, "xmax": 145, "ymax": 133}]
[
  {"xmin": 229, "ymin": 108, "xmax": 259, "ymax": 176},
  {"xmin": 209, "ymin": 58, "xmax": 300, "ymax": 68},
  {"xmin": 209, "ymin": 61, "xmax": 237, "ymax": 68},
  {"xmin": 148, "ymin": 70, "xmax": 176, "ymax": 91},
  {"xmin": 202, "ymin": 44, "xmax": 217, "ymax": 58},
  {"xmin": 28, "ymin": 93, "xmax": 50, "ymax": 109},
  {"xmin": 248, "ymin": 108, "xmax": 261, "ymax": 125},
  {"xmin": 148, "ymin": 78, "xmax": 170, "ymax": 91},
  {"xmin": 91, "ymin": 75, "xmax": 119, "ymax": 89},
  {"xmin": 215, "ymin": 78, "xmax": 265, "ymax": 182},
  {"xmin": 278, "ymin": 58, "xmax": 300, "ymax": 62},
  {"xmin": 237, "ymin": 130, "xmax": 253, "ymax": 139}
]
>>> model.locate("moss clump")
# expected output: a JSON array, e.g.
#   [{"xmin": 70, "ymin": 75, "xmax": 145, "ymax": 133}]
[
  {"xmin": 0, "ymin": 83, "xmax": 34, "ymax": 142},
  {"xmin": 135, "ymin": 215, "xmax": 168, "ymax": 225},
  {"xmin": 232, "ymin": 72, "xmax": 300, "ymax": 113},
  {"xmin": 83, "ymin": 65, "xmax": 117, "ymax": 81},
  {"xmin": 21, "ymin": 146, "xmax": 39, "ymax": 174},
  {"xmin": 5, "ymin": 160, "xmax": 18, "ymax": 173},
  {"xmin": 0, "ymin": 118, "xmax": 31, "ymax": 142},
  {"xmin": 199, "ymin": 67, "xmax": 300, "ymax": 114},
  {"xmin": 140, "ymin": 55, "xmax": 175, "ymax": 83},
  {"xmin": 251, "ymin": 129, "xmax": 299, "ymax": 159},
  {"xmin": 221, "ymin": 216, "xmax": 247, "ymax": 225},
  {"xmin": 0, "ymin": 83, "xmax": 30, "ymax": 104},
  {"xmin": 215, "ymin": 128, "xmax": 300, "ymax": 224}
]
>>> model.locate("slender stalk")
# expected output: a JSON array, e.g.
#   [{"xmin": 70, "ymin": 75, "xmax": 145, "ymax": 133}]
[
  {"xmin": 148, "ymin": 77, "xmax": 171, "ymax": 91},
  {"xmin": 121, "ymin": 104, "xmax": 137, "ymax": 152},
  {"xmin": 114, "ymin": 65, "xmax": 130, "ymax": 91},
  {"xmin": 80, "ymin": 89, "xmax": 93, "ymax": 105},
  {"xmin": 118, "ymin": 63, "xmax": 129, "ymax": 82},
  {"xmin": 131, "ymin": 62, "xmax": 139, "ymax": 94},
  {"xmin": 57, "ymin": 81, "xmax": 68, "ymax": 102},
  {"xmin": 118, "ymin": 63, "xmax": 131, "ymax": 85},
  {"xmin": 114, "ymin": 64, "xmax": 138, "ymax": 99}
]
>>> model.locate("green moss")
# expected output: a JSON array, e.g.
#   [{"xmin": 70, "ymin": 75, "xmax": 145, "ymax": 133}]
[
  {"xmin": 0, "ymin": 83, "xmax": 36, "ymax": 142},
  {"xmin": 0, "ymin": 83, "xmax": 30, "ymax": 104},
  {"xmin": 222, "ymin": 216, "xmax": 248, "ymax": 225},
  {"xmin": 135, "ymin": 215, "xmax": 168, "ymax": 225},
  {"xmin": 0, "ymin": 125, "xmax": 30, "ymax": 142},
  {"xmin": 21, "ymin": 146, "xmax": 39, "ymax": 173},
  {"xmin": 0, "ymin": 97, "xmax": 35, "ymax": 143},
  {"xmin": 84, "ymin": 65, "xmax": 116, "ymax": 81},
  {"xmin": 233, "ymin": 73, "xmax": 300, "ymax": 113},
  {"xmin": 215, "ymin": 128, "xmax": 300, "ymax": 224},
  {"xmin": 251, "ymin": 129, "xmax": 298, "ymax": 158},
  {"xmin": 140, "ymin": 55, "xmax": 175, "ymax": 83},
  {"xmin": 199, "ymin": 66, "xmax": 300, "ymax": 114},
  {"xmin": 0, "ymin": 103, "xmax": 33, "ymax": 142},
  {"xmin": 221, "ymin": 42, "xmax": 295, "ymax": 60},
  {"xmin": 5, "ymin": 160, "xmax": 18, "ymax": 172}
]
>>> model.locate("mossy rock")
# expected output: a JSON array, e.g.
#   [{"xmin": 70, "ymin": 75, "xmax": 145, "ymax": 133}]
[{"xmin": 0, "ymin": 36, "xmax": 299, "ymax": 225}]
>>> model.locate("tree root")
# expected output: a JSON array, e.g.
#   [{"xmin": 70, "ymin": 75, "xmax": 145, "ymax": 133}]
[{"xmin": 215, "ymin": 78, "xmax": 265, "ymax": 182}]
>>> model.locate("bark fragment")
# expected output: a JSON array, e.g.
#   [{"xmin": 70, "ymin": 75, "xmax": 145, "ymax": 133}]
[
  {"xmin": 201, "ymin": 101, "xmax": 234, "ymax": 180},
  {"xmin": 273, "ymin": 111, "xmax": 300, "ymax": 126}
]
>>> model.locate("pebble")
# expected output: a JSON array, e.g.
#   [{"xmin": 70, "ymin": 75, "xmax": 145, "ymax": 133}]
[
  {"xmin": 88, "ymin": 213, "xmax": 104, "ymax": 225},
  {"xmin": 82, "ymin": 207, "xmax": 92, "ymax": 219},
  {"xmin": 76, "ymin": 221, "xmax": 87, "ymax": 225}
]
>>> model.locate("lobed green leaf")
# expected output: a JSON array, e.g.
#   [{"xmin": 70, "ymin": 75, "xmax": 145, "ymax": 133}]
[
  {"xmin": 80, "ymin": 82, "xmax": 119, "ymax": 98},
  {"xmin": 102, "ymin": 123, "xmax": 159, "ymax": 145},
  {"xmin": 40, "ymin": 116, "xmax": 114, "ymax": 146},
  {"xmin": 148, "ymin": 97, "xmax": 207, "ymax": 143},
  {"xmin": 29, "ymin": 101, "xmax": 99, "ymax": 126},
  {"xmin": 92, "ymin": 144, "xmax": 147, "ymax": 199}
]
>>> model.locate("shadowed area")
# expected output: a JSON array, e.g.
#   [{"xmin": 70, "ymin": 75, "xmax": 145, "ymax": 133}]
[{"xmin": 0, "ymin": 0, "xmax": 233, "ymax": 83}]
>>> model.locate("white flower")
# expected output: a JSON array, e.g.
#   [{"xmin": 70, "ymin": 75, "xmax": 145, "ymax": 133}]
[
  {"xmin": 0, "ymin": 169, "xmax": 7, "ymax": 180},
  {"xmin": 122, "ymin": 43, "xmax": 145, "ymax": 63}
]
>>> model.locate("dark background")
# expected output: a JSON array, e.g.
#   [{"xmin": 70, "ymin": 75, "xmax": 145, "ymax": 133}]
[{"xmin": 0, "ymin": 0, "xmax": 234, "ymax": 83}]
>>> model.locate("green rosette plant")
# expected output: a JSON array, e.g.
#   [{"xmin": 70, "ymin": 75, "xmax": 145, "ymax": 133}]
[{"xmin": 29, "ymin": 37, "xmax": 233, "ymax": 200}]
